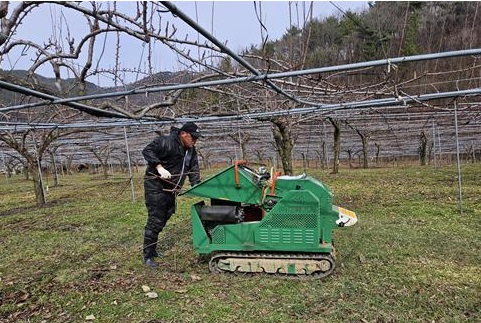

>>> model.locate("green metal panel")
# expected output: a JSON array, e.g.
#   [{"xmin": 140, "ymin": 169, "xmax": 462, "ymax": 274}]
[
  {"xmin": 182, "ymin": 165, "xmax": 262, "ymax": 204},
  {"xmin": 272, "ymin": 175, "xmax": 339, "ymax": 244},
  {"xmin": 257, "ymin": 190, "xmax": 322, "ymax": 249},
  {"xmin": 208, "ymin": 222, "xmax": 260, "ymax": 252},
  {"xmin": 274, "ymin": 175, "xmax": 333, "ymax": 214},
  {"xmin": 211, "ymin": 225, "xmax": 226, "ymax": 244},
  {"xmin": 258, "ymin": 227, "xmax": 315, "ymax": 243},
  {"xmin": 190, "ymin": 203, "xmax": 211, "ymax": 253},
  {"xmin": 222, "ymin": 222, "xmax": 256, "ymax": 246}
]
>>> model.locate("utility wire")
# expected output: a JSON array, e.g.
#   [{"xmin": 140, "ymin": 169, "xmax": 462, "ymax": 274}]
[
  {"xmin": 1, "ymin": 87, "xmax": 480, "ymax": 131},
  {"xmin": 1, "ymin": 48, "xmax": 480, "ymax": 115}
]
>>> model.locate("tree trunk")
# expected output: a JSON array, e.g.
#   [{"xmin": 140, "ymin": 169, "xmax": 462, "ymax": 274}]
[
  {"xmin": 329, "ymin": 118, "xmax": 341, "ymax": 174},
  {"xmin": 352, "ymin": 128, "xmax": 370, "ymax": 169},
  {"xmin": 271, "ymin": 117, "xmax": 293, "ymax": 175},
  {"xmin": 375, "ymin": 143, "xmax": 381, "ymax": 165},
  {"xmin": 419, "ymin": 131, "xmax": 428, "ymax": 166},
  {"xmin": 29, "ymin": 163, "xmax": 46, "ymax": 206},
  {"xmin": 321, "ymin": 141, "xmax": 327, "ymax": 170},
  {"xmin": 102, "ymin": 162, "xmax": 109, "ymax": 178},
  {"xmin": 361, "ymin": 133, "xmax": 369, "ymax": 169},
  {"xmin": 347, "ymin": 149, "xmax": 353, "ymax": 168},
  {"xmin": 302, "ymin": 153, "xmax": 308, "ymax": 169},
  {"xmin": 50, "ymin": 151, "xmax": 60, "ymax": 186}
]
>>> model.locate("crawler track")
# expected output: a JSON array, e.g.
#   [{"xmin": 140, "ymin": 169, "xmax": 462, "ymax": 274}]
[{"xmin": 208, "ymin": 251, "xmax": 335, "ymax": 279}]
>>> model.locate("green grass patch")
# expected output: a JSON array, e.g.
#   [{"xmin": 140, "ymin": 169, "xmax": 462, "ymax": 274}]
[{"xmin": 1, "ymin": 164, "xmax": 480, "ymax": 322}]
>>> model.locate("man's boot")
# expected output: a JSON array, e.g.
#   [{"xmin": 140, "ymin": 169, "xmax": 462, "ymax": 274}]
[
  {"xmin": 143, "ymin": 230, "xmax": 160, "ymax": 268},
  {"xmin": 144, "ymin": 258, "xmax": 159, "ymax": 268}
]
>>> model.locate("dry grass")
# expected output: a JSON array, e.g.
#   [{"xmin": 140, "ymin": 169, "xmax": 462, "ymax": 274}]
[{"xmin": 1, "ymin": 163, "xmax": 480, "ymax": 322}]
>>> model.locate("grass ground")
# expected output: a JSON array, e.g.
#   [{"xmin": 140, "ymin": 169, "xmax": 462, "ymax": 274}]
[{"xmin": 1, "ymin": 163, "xmax": 480, "ymax": 322}]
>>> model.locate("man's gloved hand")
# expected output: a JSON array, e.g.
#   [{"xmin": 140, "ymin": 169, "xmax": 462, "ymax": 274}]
[{"xmin": 156, "ymin": 165, "xmax": 171, "ymax": 179}]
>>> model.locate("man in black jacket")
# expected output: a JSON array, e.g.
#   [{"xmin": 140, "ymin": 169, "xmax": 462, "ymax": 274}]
[{"xmin": 142, "ymin": 122, "xmax": 202, "ymax": 268}]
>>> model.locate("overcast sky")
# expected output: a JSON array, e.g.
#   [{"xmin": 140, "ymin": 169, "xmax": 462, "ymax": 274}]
[
  {"xmin": 4, "ymin": 1, "xmax": 369, "ymax": 86},
  {"xmin": 172, "ymin": 1, "xmax": 368, "ymax": 52}
]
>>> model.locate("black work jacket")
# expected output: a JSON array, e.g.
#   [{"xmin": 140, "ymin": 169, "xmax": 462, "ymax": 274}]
[{"xmin": 142, "ymin": 128, "xmax": 201, "ymax": 191}]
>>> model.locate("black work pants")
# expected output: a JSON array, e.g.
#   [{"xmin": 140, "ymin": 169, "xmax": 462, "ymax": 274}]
[{"xmin": 143, "ymin": 177, "xmax": 176, "ymax": 260}]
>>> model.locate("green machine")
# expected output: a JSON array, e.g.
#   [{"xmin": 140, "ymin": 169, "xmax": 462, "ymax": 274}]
[{"xmin": 182, "ymin": 161, "xmax": 357, "ymax": 279}]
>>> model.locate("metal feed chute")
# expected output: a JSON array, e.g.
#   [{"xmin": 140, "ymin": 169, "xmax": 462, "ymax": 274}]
[{"xmin": 182, "ymin": 161, "xmax": 357, "ymax": 279}]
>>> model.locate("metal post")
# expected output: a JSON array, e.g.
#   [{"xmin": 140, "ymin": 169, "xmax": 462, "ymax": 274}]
[
  {"xmin": 124, "ymin": 127, "xmax": 136, "ymax": 202},
  {"xmin": 51, "ymin": 150, "xmax": 60, "ymax": 186},
  {"xmin": 1, "ymin": 150, "xmax": 7, "ymax": 179},
  {"xmin": 432, "ymin": 120, "xmax": 436, "ymax": 168},
  {"xmin": 108, "ymin": 141, "xmax": 112, "ymax": 175},
  {"xmin": 472, "ymin": 140, "xmax": 476, "ymax": 163},
  {"xmin": 454, "ymin": 99, "xmax": 463, "ymax": 216},
  {"xmin": 32, "ymin": 132, "xmax": 47, "ymax": 204},
  {"xmin": 437, "ymin": 123, "xmax": 442, "ymax": 166}
]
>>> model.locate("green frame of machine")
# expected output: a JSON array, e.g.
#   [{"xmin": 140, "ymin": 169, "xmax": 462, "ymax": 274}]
[{"xmin": 183, "ymin": 162, "xmax": 356, "ymax": 257}]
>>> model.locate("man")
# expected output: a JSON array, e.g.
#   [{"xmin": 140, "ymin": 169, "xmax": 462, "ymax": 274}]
[{"xmin": 141, "ymin": 122, "xmax": 202, "ymax": 268}]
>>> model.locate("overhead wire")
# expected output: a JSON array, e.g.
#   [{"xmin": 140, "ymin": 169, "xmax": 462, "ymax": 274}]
[
  {"xmin": 1, "ymin": 48, "xmax": 480, "ymax": 117},
  {"xmin": 1, "ymin": 87, "xmax": 480, "ymax": 132}
]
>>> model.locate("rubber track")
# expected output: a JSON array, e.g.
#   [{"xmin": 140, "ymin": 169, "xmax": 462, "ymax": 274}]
[{"xmin": 208, "ymin": 251, "xmax": 335, "ymax": 280}]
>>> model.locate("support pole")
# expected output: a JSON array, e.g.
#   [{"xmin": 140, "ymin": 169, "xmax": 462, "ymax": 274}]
[
  {"xmin": 454, "ymin": 99, "xmax": 463, "ymax": 216},
  {"xmin": 50, "ymin": 150, "xmax": 60, "ymax": 186},
  {"xmin": 432, "ymin": 121, "xmax": 437, "ymax": 168},
  {"xmin": 1, "ymin": 150, "xmax": 7, "ymax": 179},
  {"xmin": 124, "ymin": 127, "xmax": 136, "ymax": 202},
  {"xmin": 32, "ymin": 132, "xmax": 47, "ymax": 204},
  {"xmin": 437, "ymin": 123, "xmax": 442, "ymax": 166}
]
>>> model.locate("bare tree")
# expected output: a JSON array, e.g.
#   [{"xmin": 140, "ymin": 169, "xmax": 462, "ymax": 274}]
[
  {"xmin": 0, "ymin": 1, "xmax": 231, "ymax": 118},
  {"xmin": 345, "ymin": 120, "xmax": 370, "ymax": 169},
  {"xmin": 197, "ymin": 148, "xmax": 214, "ymax": 170},
  {"xmin": 345, "ymin": 148, "xmax": 354, "ymax": 169},
  {"xmin": 0, "ymin": 128, "xmax": 79, "ymax": 205},
  {"xmin": 374, "ymin": 142, "xmax": 381, "ymax": 165},
  {"xmin": 1, "ymin": 151, "xmax": 23, "ymax": 177},
  {"xmin": 228, "ymin": 132, "xmax": 250, "ymax": 162},
  {"xmin": 270, "ymin": 116, "xmax": 294, "ymax": 175},
  {"xmin": 314, "ymin": 140, "xmax": 328, "ymax": 170},
  {"xmin": 252, "ymin": 149, "xmax": 265, "ymax": 164},
  {"xmin": 328, "ymin": 117, "xmax": 341, "ymax": 174},
  {"xmin": 418, "ymin": 131, "xmax": 428, "ymax": 166},
  {"xmin": 88, "ymin": 142, "xmax": 118, "ymax": 179}
]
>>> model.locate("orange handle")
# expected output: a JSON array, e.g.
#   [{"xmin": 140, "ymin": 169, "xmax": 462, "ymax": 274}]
[
  {"xmin": 270, "ymin": 171, "xmax": 281, "ymax": 195},
  {"xmin": 234, "ymin": 160, "xmax": 247, "ymax": 188}
]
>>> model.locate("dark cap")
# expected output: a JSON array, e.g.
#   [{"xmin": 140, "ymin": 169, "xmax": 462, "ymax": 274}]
[{"xmin": 180, "ymin": 122, "xmax": 203, "ymax": 138}]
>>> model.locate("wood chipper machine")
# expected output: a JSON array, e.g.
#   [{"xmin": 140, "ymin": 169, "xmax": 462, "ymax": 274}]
[{"xmin": 181, "ymin": 161, "xmax": 357, "ymax": 279}]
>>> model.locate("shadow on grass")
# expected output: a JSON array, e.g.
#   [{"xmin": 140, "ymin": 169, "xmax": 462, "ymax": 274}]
[{"xmin": 0, "ymin": 199, "xmax": 73, "ymax": 217}]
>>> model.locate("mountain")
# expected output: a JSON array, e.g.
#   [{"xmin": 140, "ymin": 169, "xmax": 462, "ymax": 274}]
[{"xmin": 0, "ymin": 69, "xmax": 196, "ymax": 107}]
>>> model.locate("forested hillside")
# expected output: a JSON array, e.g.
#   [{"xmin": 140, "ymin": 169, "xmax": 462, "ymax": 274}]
[
  {"xmin": 243, "ymin": 1, "xmax": 480, "ymax": 99},
  {"xmin": 281, "ymin": 1, "xmax": 479, "ymax": 65}
]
